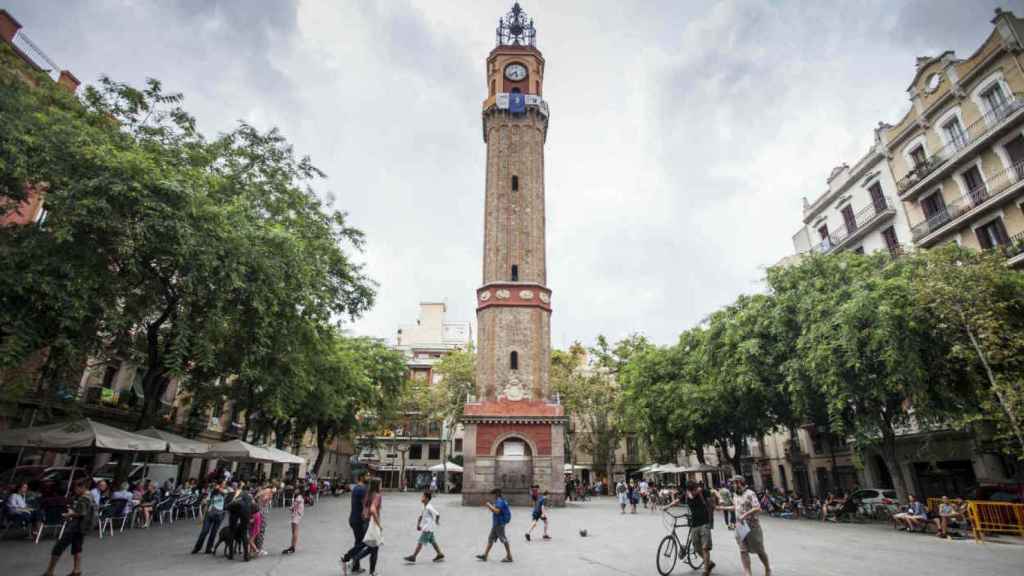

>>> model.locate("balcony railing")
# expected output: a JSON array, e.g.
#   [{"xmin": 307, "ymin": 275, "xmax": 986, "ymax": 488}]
[
  {"xmin": 1004, "ymin": 231, "xmax": 1024, "ymax": 261},
  {"xmin": 896, "ymin": 94, "xmax": 1024, "ymax": 196},
  {"xmin": 910, "ymin": 160, "xmax": 1024, "ymax": 242},
  {"xmin": 828, "ymin": 197, "xmax": 896, "ymax": 250},
  {"xmin": 11, "ymin": 29, "xmax": 61, "ymax": 81}
]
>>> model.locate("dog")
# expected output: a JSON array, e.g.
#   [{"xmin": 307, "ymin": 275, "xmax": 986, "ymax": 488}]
[{"xmin": 212, "ymin": 525, "xmax": 246, "ymax": 559}]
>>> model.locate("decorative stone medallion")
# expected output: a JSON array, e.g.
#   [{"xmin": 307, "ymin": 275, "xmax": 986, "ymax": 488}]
[
  {"xmin": 519, "ymin": 290, "xmax": 534, "ymax": 300},
  {"xmin": 538, "ymin": 292, "xmax": 550, "ymax": 303},
  {"xmin": 496, "ymin": 289, "xmax": 511, "ymax": 300},
  {"xmin": 479, "ymin": 290, "xmax": 491, "ymax": 302}
]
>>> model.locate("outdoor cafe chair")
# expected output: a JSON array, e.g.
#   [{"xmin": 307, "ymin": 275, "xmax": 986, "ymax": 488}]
[
  {"xmin": 99, "ymin": 498, "xmax": 132, "ymax": 536},
  {"xmin": 35, "ymin": 502, "xmax": 67, "ymax": 544},
  {"xmin": 155, "ymin": 496, "xmax": 176, "ymax": 525}
]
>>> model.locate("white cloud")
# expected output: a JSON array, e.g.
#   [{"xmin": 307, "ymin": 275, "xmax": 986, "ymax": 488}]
[{"xmin": 8, "ymin": 0, "xmax": 1018, "ymax": 348}]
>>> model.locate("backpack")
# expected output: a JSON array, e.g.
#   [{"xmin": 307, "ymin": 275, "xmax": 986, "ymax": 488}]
[{"xmin": 77, "ymin": 496, "xmax": 97, "ymax": 533}]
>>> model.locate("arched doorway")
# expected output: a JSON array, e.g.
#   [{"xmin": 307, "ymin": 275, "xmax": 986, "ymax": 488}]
[{"xmin": 495, "ymin": 436, "xmax": 533, "ymax": 496}]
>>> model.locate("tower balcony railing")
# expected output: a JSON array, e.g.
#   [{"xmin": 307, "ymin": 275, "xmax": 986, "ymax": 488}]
[
  {"xmin": 1003, "ymin": 230, "xmax": 1024, "ymax": 264},
  {"xmin": 11, "ymin": 29, "xmax": 61, "ymax": 81},
  {"xmin": 910, "ymin": 160, "xmax": 1024, "ymax": 244},
  {"xmin": 895, "ymin": 94, "xmax": 1024, "ymax": 198}
]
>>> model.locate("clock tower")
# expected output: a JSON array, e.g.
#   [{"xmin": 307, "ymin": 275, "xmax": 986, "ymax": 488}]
[{"xmin": 462, "ymin": 3, "xmax": 566, "ymax": 507}]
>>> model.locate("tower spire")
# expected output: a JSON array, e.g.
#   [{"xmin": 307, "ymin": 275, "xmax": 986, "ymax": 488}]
[{"xmin": 496, "ymin": 2, "xmax": 536, "ymax": 47}]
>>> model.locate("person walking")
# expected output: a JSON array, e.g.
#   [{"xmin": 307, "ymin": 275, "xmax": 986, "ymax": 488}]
[
  {"xmin": 666, "ymin": 481, "xmax": 716, "ymax": 576},
  {"xmin": 345, "ymin": 477, "xmax": 383, "ymax": 576},
  {"xmin": 616, "ymin": 481, "xmax": 627, "ymax": 514},
  {"xmin": 628, "ymin": 480, "xmax": 639, "ymax": 514},
  {"xmin": 639, "ymin": 479, "xmax": 650, "ymax": 509},
  {"xmin": 525, "ymin": 486, "xmax": 550, "ymax": 541},
  {"xmin": 342, "ymin": 473, "xmax": 368, "ymax": 573},
  {"xmin": 225, "ymin": 482, "xmax": 254, "ymax": 561},
  {"xmin": 404, "ymin": 490, "xmax": 444, "ymax": 563},
  {"xmin": 723, "ymin": 475, "xmax": 771, "ymax": 576},
  {"xmin": 192, "ymin": 480, "xmax": 226, "ymax": 554},
  {"xmin": 42, "ymin": 480, "xmax": 94, "ymax": 576},
  {"xmin": 476, "ymin": 488, "xmax": 513, "ymax": 563},
  {"xmin": 282, "ymin": 485, "xmax": 304, "ymax": 554},
  {"xmin": 718, "ymin": 483, "xmax": 735, "ymax": 530}
]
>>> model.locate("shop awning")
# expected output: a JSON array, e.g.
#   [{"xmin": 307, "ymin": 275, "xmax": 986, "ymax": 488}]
[
  {"xmin": 429, "ymin": 461, "xmax": 463, "ymax": 473},
  {"xmin": 205, "ymin": 439, "xmax": 277, "ymax": 463},
  {"xmin": 0, "ymin": 418, "xmax": 168, "ymax": 452},
  {"xmin": 137, "ymin": 427, "xmax": 210, "ymax": 455}
]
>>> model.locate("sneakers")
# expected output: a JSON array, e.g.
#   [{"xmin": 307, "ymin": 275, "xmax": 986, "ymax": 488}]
[
  {"xmin": 403, "ymin": 555, "xmax": 416, "ymax": 563},
  {"xmin": 501, "ymin": 557, "xmax": 514, "ymax": 563},
  {"xmin": 525, "ymin": 533, "xmax": 531, "ymax": 541},
  {"xmin": 433, "ymin": 554, "xmax": 445, "ymax": 562},
  {"xmin": 475, "ymin": 554, "xmax": 487, "ymax": 561},
  {"xmin": 542, "ymin": 535, "xmax": 551, "ymax": 540}
]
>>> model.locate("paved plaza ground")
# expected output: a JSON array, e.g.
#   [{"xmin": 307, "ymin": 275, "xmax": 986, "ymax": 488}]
[{"xmin": 1, "ymin": 492, "xmax": 1021, "ymax": 576}]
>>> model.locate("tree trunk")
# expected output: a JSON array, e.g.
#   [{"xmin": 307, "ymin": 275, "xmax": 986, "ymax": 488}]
[
  {"xmin": 694, "ymin": 447, "xmax": 707, "ymax": 466},
  {"xmin": 879, "ymin": 422, "xmax": 910, "ymax": 502},
  {"xmin": 136, "ymin": 368, "xmax": 168, "ymax": 430},
  {"xmin": 965, "ymin": 322, "xmax": 1024, "ymax": 454},
  {"xmin": 312, "ymin": 425, "xmax": 329, "ymax": 476}
]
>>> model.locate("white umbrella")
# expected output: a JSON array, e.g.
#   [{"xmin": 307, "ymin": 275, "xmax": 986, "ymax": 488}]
[
  {"xmin": 205, "ymin": 439, "xmax": 277, "ymax": 463},
  {"xmin": 261, "ymin": 446, "xmax": 305, "ymax": 465},
  {"xmin": 429, "ymin": 461, "xmax": 463, "ymax": 473},
  {"xmin": 0, "ymin": 418, "xmax": 167, "ymax": 452},
  {"xmin": 137, "ymin": 428, "xmax": 210, "ymax": 455}
]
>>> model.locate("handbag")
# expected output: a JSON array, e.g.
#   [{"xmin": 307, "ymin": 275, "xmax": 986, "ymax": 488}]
[{"xmin": 363, "ymin": 520, "xmax": 383, "ymax": 547}]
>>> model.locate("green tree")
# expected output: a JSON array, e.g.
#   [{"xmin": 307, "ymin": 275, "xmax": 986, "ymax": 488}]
[
  {"xmin": 413, "ymin": 345, "xmax": 475, "ymax": 490},
  {"xmin": 915, "ymin": 244, "xmax": 1024, "ymax": 456}
]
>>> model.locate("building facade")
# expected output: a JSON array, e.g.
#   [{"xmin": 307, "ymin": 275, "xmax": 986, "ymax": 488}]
[
  {"xmin": 462, "ymin": 3, "xmax": 567, "ymax": 506},
  {"xmin": 357, "ymin": 302, "xmax": 472, "ymax": 490},
  {"xmin": 883, "ymin": 8, "xmax": 1024, "ymax": 266},
  {"xmin": 776, "ymin": 8, "xmax": 1024, "ymax": 501}
]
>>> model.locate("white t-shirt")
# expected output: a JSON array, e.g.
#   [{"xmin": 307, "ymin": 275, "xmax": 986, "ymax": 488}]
[
  {"xmin": 420, "ymin": 503, "xmax": 439, "ymax": 532},
  {"xmin": 639, "ymin": 481, "xmax": 649, "ymax": 494}
]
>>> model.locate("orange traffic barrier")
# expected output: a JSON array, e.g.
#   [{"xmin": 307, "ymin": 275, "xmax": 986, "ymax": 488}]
[{"xmin": 966, "ymin": 500, "xmax": 1024, "ymax": 542}]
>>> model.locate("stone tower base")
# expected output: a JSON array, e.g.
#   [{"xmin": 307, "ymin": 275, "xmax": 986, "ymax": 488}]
[{"xmin": 461, "ymin": 401, "xmax": 566, "ymax": 507}]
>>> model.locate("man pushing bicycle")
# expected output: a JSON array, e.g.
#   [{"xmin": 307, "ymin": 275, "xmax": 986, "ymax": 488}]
[{"xmin": 665, "ymin": 481, "xmax": 715, "ymax": 575}]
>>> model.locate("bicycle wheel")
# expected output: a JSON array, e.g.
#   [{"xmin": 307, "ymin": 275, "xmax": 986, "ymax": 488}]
[
  {"xmin": 656, "ymin": 534, "xmax": 679, "ymax": 576},
  {"xmin": 683, "ymin": 533, "xmax": 705, "ymax": 570}
]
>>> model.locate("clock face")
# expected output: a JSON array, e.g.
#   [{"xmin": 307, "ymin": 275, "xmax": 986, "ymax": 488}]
[{"xmin": 504, "ymin": 63, "xmax": 527, "ymax": 81}]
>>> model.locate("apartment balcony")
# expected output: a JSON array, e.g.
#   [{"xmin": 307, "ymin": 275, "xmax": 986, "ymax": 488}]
[
  {"xmin": 896, "ymin": 94, "xmax": 1024, "ymax": 200},
  {"xmin": 1004, "ymin": 231, "xmax": 1024, "ymax": 268},
  {"xmin": 910, "ymin": 161, "xmax": 1024, "ymax": 246},
  {"xmin": 823, "ymin": 197, "xmax": 898, "ymax": 253}
]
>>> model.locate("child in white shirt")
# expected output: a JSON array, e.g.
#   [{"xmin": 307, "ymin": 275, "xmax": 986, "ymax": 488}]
[{"xmin": 403, "ymin": 491, "xmax": 444, "ymax": 563}]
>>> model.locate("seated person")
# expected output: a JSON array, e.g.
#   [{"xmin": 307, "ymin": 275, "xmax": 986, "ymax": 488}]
[
  {"xmin": 894, "ymin": 495, "xmax": 928, "ymax": 531},
  {"xmin": 89, "ymin": 479, "xmax": 110, "ymax": 506},
  {"xmin": 5, "ymin": 482, "xmax": 42, "ymax": 537},
  {"xmin": 110, "ymin": 482, "xmax": 134, "ymax": 515},
  {"xmin": 139, "ymin": 482, "xmax": 158, "ymax": 527},
  {"xmin": 933, "ymin": 496, "xmax": 963, "ymax": 538}
]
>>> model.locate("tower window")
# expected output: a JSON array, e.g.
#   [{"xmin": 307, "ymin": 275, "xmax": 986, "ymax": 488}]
[
  {"xmin": 511, "ymin": 175, "xmax": 518, "ymax": 191},
  {"xmin": 510, "ymin": 351, "xmax": 518, "ymax": 370},
  {"xmin": 511, "ymin": 264, "xmax": 518, "ymax": 281}
]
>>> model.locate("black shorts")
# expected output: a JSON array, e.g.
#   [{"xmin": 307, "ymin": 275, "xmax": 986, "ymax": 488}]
[{"xmin": 52, "ymin": 529, "xmax": 84, "ymax": 556}]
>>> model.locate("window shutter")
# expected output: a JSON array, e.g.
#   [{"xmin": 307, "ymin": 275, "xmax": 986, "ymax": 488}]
[{"xmin": 976, "ymin": 226, "xmax": 993, "ymax": 249}]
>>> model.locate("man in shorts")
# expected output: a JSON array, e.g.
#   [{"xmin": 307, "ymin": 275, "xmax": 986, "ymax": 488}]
[
  {"xmin": 43, "ymin": 480, "xmax": 94, "ymax": 576},
  {"xmin": 725, "ymin": 475, "xmax": 771, "ymax": 576},
  {"xmin": 476, "ymin": 488, "xmax": 513, "ymax": 563},
  {"xmin": 666, "ymin": 481, "xmax": 716, "ymax": 575}
]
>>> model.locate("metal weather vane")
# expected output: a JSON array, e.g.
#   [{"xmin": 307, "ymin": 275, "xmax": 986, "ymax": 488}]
[{"xmin": 496, "ymin": 2, "xmax": 536, "ymax": 47}]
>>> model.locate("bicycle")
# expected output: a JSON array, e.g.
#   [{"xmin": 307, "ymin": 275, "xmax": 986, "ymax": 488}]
[{"xmin": 656, "ymin": 507, "xmax": 704, "ymax": 575}]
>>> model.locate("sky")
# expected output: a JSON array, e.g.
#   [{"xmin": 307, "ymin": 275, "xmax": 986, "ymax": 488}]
[{"xmin": 7, "ymin": 0, "xmax": 1021, "ymax": 349}]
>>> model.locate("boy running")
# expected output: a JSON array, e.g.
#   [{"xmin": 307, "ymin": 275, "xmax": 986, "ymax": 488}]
[
  {"xmin": 404, "ymin": 491, "xmax": 445, "ymax": 563},
  {"xmin": 476, "ymin": 488, "xmax": 513, "ymax": 563},
  {"xmin": 525, "ymin": 485, "xmax": 550, "ymax": 541}
]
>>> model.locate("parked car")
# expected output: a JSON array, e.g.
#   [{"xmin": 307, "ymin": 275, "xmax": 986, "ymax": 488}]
[
  {"xmin": 965, "ymin": 483, "xmax": 1024, "ymax": 504},
  {"xmin": 847, "ymin": 488, "xmax": 899, "ymax": 515},
  {"xmin": 2, "ymin": 466, "xmax": 93, "ymax": 497},
  {"xmin": 92, "ymin": 462, "xmax": 178, "ymax": 488},
  {"xmin": 0, "ymin": 464, "xmax": 49, "ymax": 494}
]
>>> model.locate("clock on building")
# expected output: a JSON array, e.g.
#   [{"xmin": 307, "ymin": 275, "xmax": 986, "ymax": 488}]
[{"xmin": 504, "ymin": 63, "xmax": 527, "ymax": 81}]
